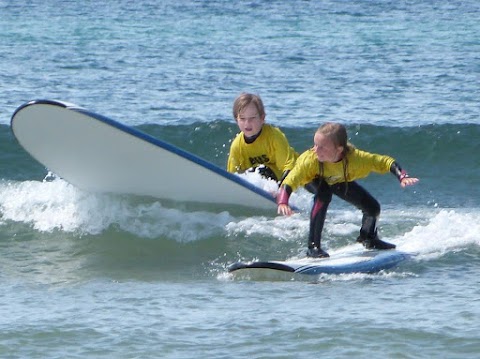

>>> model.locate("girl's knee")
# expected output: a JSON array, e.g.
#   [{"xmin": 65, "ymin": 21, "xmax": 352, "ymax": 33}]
[{"xmin": 369, "ymin": 200, "xmax": 381, "ymax": 217}]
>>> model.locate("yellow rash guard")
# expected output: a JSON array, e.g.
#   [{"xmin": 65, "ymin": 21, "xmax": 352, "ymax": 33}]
[
  {"xmin": 227, "ymin": 124, "xmax": 298, "ymax": 180},
  {"xmin": 282, "ymin": 147, "xmax": 396, "ymax": 191}
]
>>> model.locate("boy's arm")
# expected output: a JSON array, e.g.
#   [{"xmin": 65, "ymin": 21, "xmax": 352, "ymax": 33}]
[
  {"xmin": 227, "ymin": 140, "xmax": 242, "ymax": 173},
  {"xmin": 272, "ymin": 128, "xmax": 297, "ymax": 173}
]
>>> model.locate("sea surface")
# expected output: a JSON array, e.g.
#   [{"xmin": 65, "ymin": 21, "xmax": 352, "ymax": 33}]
[{"xmin": 1, "ymin": 1, "xmax": 480, "ymax": 358}]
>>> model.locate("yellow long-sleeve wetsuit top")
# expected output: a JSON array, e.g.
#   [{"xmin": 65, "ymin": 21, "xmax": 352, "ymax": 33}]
[
  {"xmin": 227, "ymin": 124, "xmax": 298, "ymax": 181},
  {"xmin": 283, "ymin": 146, "xmax": 396, "ymax": 191}
]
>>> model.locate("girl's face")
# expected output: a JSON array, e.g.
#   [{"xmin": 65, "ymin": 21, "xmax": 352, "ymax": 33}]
[
  {"xmin": 236, "ymin": 102, "xmax": 265, "ymax": 138},
  {"xmin": 313, "ymin": 132, "xmax": 344, "ymax": 162}
]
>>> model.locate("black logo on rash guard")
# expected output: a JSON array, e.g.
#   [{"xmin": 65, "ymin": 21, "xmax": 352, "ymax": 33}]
[{"xmin": 249, "ymin": 154, "xmax": 270, "ymax": 166}]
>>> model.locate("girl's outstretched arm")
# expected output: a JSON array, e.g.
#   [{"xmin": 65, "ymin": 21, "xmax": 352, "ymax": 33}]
[{"xmin": 390, "ymin": 162, "xmax": 419, "ymax": 188}]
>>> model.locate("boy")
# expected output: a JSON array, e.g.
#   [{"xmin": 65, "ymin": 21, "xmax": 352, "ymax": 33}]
[{"xmin": 227, "ymin": 93, "xmax": 297, "ymax": 185}]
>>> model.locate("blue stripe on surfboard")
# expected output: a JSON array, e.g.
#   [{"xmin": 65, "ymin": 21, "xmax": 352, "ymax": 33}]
[
  {"xmin": 292, "ymin": 252, "xmax": 410, "ymax": 274},
  {"xmin": 11, "ymin": 99, "xmax": 278, "ymax": 206}
]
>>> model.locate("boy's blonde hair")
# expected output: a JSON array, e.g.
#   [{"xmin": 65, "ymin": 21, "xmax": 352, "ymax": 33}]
[{"xmin": 232, "ymin": 93, "xmax": 266, "ymax": 121}]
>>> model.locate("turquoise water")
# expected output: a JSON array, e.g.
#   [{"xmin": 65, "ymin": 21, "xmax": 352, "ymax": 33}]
[{"xmin": 1, "ymin": 1, "xmax": 480, "ymax": 358}]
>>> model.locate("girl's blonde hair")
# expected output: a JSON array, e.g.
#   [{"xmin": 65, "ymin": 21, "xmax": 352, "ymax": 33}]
[
  {"xmin": 315, "ymin": 122, "xmax": 353, "ymax": 156},
  {"xmin": 316, "ymin": 122, "xmax": 354, "ymax": 188}
]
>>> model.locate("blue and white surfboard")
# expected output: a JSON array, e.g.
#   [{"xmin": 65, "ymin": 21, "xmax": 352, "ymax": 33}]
[
  {"xmin": 229, "ymin": 250, "xmax": 410, "ymax": 278},
  {"xmin": 11, "ymin": 100, "xmax": 277, "ymax": 209}
]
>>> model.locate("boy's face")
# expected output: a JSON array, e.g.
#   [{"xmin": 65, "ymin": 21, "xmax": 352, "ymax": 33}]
[{"xmin": 236, "ymin": 102, "xmax": 265, "ymax": 138}]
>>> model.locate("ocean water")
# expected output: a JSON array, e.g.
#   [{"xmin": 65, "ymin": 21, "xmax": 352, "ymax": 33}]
[{"xmin": 1, "ymin": 1, "xmax": 480, "ymax": 358}]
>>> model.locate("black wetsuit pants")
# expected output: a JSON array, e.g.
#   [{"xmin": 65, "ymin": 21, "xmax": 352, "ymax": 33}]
[{"xmin": 308, "ymin": 180, "xmax": 380, "ymax": 249}]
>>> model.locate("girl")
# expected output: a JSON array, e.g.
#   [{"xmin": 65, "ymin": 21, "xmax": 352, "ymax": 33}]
[{"xmin": 277, "ymin": 122, "xmax": 419, "ymax": 258}]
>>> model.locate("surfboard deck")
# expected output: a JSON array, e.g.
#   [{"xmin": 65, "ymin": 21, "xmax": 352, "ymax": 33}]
[
  {"xmin": 229, "ymin": 250, "xmax": 410, "ymax": 278},
  {"xmin": 11, "ymin": 100, "xmax": 278, "ymax": 210}
]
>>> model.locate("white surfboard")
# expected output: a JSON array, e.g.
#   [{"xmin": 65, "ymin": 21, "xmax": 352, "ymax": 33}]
[
  {"xmin": 11, "ymin": 100, "xmax": 277, "ymax": 209},
  {"xmin": 229, "ymin": 250, "xmax": 410, "ymax": 279}
]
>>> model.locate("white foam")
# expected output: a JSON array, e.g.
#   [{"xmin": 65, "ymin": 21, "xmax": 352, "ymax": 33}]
[
  {"xmin": 225, "ymin": 213, "xmax": 308, "ymax": 241},
  {"xmin": 234, "ymin": 170, "xmax": 279, "ymax": 196},
  {"xmin": 0, "ymin": 179, "xmax": 233, "ymax": 241},
  {"xmin": 395, "ymin": 209, "xmax": 480, "ymax": 258},
  {"xmin": 223, "ymin": 205, "xmax": 480, "ymax": 259},
  {"xmin": 236, "ymin": 170, "xmax": 314, "ymax": 212},
  {"xmin": 2, "ymin": 179, "xmax": 479, "ymax": 256}
]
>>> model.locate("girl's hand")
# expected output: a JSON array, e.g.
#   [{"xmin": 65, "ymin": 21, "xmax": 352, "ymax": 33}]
[
  {"xmin": 278, "ymin": 204, "xmax": 294, "ymax": 216},
  {"xmin": 401, "ymin": 177, "xmax": 419, "ymax": 188}
]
